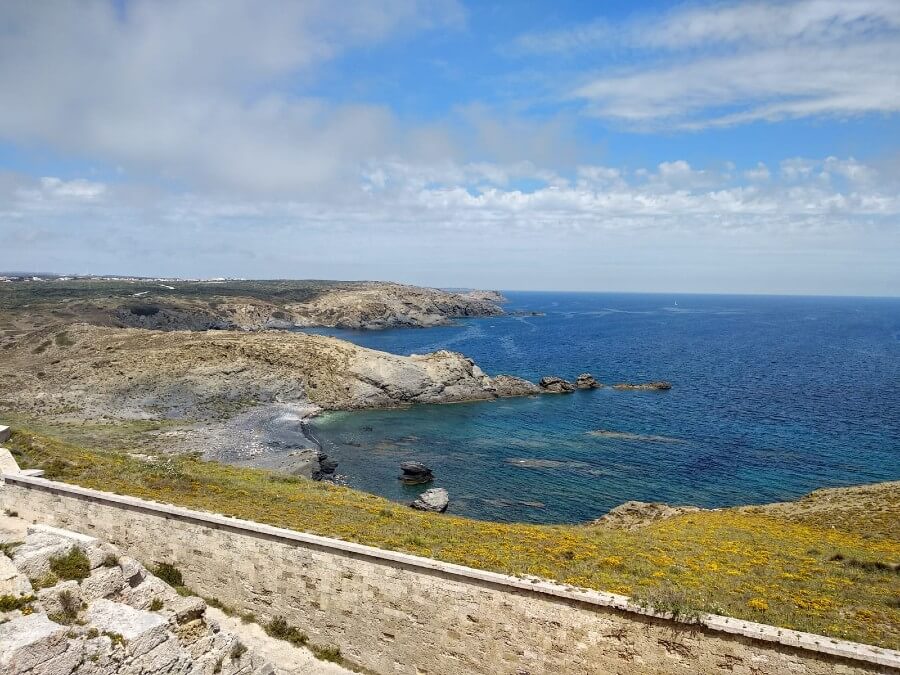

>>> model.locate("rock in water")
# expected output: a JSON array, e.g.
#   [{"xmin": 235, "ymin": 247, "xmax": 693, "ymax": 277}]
[
  {"xmin": 410, "ymin": 488, "xmax": 449, "ymax": 513},
  {"xmin": 538, "ymin": 376, "xmax": 576, "ymax": 393},
  {"xmin": 399, "ymin": 461, "xmax": 434, "ymax": 485},
  {"xmin": 575, "ymin": 373, "xmax": 601, "ymax": 389},
  {"xmin": 612, "ymin": 381, "xmax": 672, "ymax": 391}
]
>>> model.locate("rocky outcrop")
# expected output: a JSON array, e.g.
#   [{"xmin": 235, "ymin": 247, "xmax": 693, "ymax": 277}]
[
  {"xmin": 538, "ymin": 376, "xmax": 576, "ymax": 394},
  {"xmin": 1, "ymin": 325, "xmax": 544, "ymax": 427},
  {"xmin": 612, "ymin": 381, "xmax": 672, "ymax": 391},
  {"xmin": 591, "ymin": 501, "xmax": 701, "ymax": 530},
  {"xmin": 575, "ymin": 373, "xmax": 601, "ymax": 389},
  {"xmin": 0, "ymin": 524, "xmax": 271, "ymax": 674},
  {"xmin": 287, "ymin": 283, "xmax": 504, "ymax": 330},
  {"xmin": 399, "ymin": 462, "xmax": 434, "ymax": 485},
  {"xmin": 410, "ymin": 488, "xmax": 449, "ymax": 513}
]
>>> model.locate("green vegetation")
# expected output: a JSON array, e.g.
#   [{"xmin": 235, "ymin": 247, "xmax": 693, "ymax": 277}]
[
  {"xmin": 49, "ymin": 548, "xmax": 91, "ymax": 581},
  {"xmin": 149, "ymin": 598, "xmax": 164, "ymax": 611},
  {"xmin": 102, "ymin": 553, "xmax": 119, "ymax": 568},
  {"xmin": 7, "ymin": 427, "xmax": 899, "ymax": 649},
  {"xmin": 153, "ymin": 562, "xmax": 184, "ymax": 588},
  {"xmin": 48, "ymin": 589, "xmax": 81, "ymax": 624},
  {"xmin": 0, "ymin": 594, "xmax": 36, "ymax": 612},
  {"xmin": 266, "ymin": 616, "xmax": 308, "ymax": 646}
]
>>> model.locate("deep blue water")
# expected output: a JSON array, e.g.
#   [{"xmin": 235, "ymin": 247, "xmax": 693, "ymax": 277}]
[{"xmin": 306, "ymin": 293, "xmax": 900, "ymax": 524}]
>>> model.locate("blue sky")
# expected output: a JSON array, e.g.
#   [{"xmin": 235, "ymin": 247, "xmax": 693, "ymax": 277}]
[{"xmin": 1, "ymin": 0, "xmax": 899, "ymax": 295}]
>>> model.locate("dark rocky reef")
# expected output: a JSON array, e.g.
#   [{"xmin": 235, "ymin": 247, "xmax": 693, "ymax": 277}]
[
  {"xmin": 399, "ymin": 461, "xmax": 434, "ymax": 485},
  {"xmin": 538, "ymin": 376, "xmax": 576, "ymax": 393},
  {"xmin": 575, "ymin": 373, "xmax": 602, "ymax": 389},
  {"xmin": 612, "ymin": 381, "xmax": 672, "ymax": 391}
]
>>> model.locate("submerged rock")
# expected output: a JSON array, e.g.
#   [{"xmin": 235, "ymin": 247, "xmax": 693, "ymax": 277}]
[
  {"xmin": 399, "ymin": 461, "xmax": 434, "ymax": 485},
  {"xmin": 575, "ymin": 373, "xmax": 601, "ymax": 389},
  {"xmin": 612, "ymin": 381, "xmax": 672, "ymax": 391},
  {"xmin": 538, "ymin": 376, "xmax": 576, "ymax": 393},
  {"xmin": 410, "ymin": 488, "xmax": 449, "ymax": 513}
]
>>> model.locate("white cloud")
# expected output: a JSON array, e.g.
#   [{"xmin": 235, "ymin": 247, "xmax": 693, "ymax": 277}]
[
  {"xmin": 512, "ymin": 0, "xmax": 900, "ymax": 128},
  {"xmin": 0, "ymin": 1, "xmax": 464, "ymax": 196}
]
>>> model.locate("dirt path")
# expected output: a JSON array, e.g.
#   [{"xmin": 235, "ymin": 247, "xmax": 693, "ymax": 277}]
[{"xmin": 206, "ymin": 607, "xmax": 355, "ymax": 675}]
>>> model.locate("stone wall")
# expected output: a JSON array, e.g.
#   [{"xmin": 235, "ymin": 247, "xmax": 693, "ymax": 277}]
[{"xmin": 2, "ymin": 474, "xmax": 898, "ymax": 675}]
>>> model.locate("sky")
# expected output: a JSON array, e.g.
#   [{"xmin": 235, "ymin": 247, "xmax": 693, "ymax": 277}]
[{"xmin": 1, "ymin": 0, "xmax": 899, "ymax": 295}]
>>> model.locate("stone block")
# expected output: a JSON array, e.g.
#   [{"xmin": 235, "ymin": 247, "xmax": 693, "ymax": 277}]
[
  {"xmin": 10, "ymin": 538, "xmax": 72, "ymax": 579},
  {"xmin": 0, "ymin": 447, "xmax": 19, "ymax": 475},
  {"xmin": 0, "ymin": 555, "xmax": 32, "ymax": 596},
  {"xmin": 36, "ymin": 580, "xmax": 81, "ymax": 618},
  {"xmin": 81, "ymin": 565, "xmax": 125, "ymax": 602},
  {"xmin": 0, "ymin": 425, "xmax": 11, "ymax": 443},
  {"xmin": 166, "ymin": 594, "xmax": 206, "ymax": 624},
  {"xmin": 118, "ymin": 555, "xmax": 146, "ymax": 586},
  {"xmin": 0, "ymin": 613, "xmax": 69, "ymax": 673},
  {"xmin": 118, "ymin": 574, "xmax": 177, "ymax": 610}
]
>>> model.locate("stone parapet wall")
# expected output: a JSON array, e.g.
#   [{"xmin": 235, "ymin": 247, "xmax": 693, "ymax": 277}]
[{"xmin": 2, "ymin": 474, "xmax": 898, "ymax": 675}]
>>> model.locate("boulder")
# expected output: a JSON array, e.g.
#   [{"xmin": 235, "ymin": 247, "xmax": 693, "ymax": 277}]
[
  {"xmin": 0, "ymin": 613, "xmax": 71, "ymax": 673},
  {"xmin": 0, "ymin": 425, "xmax": 10, "ymax": 443},
  {"xmin": 575, "ymin": 373, "xmax": 601, "ymax": 389},
  {"xmin": 538, "ymin": 376, "xmax": 576, "ymax": 394},
  {"xmin": 81, "ymin": 566, "xmax": 125, "ymax": 602},
  {"xmin": 491, "ymin": 375, "xmax": 540, "ymax": 397},
  {"xmin": 612, "ymin": 381, "xmax": 672, "ymax": 391},
  {"xmin": 0, "ymin": 556, "xmax": 32, "ymax": 597},
  {"xmin": 410, "ymin": 488, "xmax": 449, "ymax": 513},
  {"xmin": 399, "ymin": 462, "xmax": 434, "ymax": 485}
]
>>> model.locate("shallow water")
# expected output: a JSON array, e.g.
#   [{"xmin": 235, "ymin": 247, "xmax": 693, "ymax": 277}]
[{"xmin": 304, "ymin": 292, "xmax": 900, "ymax": 524}]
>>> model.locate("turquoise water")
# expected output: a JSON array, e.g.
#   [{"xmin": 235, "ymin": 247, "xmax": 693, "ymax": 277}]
[{"xmin": 306, "ymin": 293, "xmax": 900, "ymax": 524}]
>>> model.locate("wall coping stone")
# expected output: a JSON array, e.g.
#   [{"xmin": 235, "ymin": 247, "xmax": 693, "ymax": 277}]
[{"xmin": 3, "ymin": 471, "xmax": 898, "ymax": 670}]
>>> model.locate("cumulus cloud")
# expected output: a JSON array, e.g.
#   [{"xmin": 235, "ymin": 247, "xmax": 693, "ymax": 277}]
[{"xmin": 511, "ymin": 0, "xmax": 900, "ymax": 128}]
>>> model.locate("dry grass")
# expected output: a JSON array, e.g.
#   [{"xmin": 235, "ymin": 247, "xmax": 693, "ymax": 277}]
[{"xmin": 7, "ymin": 427, "xmax": 899, "ymax": 649}]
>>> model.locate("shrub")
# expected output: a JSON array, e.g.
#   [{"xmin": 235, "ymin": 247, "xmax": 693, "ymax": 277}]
[
  {"xmin": 311, "ymin": 644, "xmax": 342, "ymax": 663},
  {"xmin": 149, "ymin": 598, "xmax": 164, "ymax": 611},
  {"xmin": 49, "ymin": 589, "xmax": 80, "ymax": 624},
  {"xmin": 265, "ymin": 616, "xmax": 307, "ymax": 647},
  {"xmin": 49, "ymin": 548, "xmax": 90, "ymax": 581},
  {"xmin": 152, "ymin": 562, "xmax": 184, "ymax": 587},
  {"xmin": 0, "ymin": 594, "xmax": 36, "ymax": 612},
  {"xmin": 102, "ymin": 553, "xmax": 119, "ymax": 568}
]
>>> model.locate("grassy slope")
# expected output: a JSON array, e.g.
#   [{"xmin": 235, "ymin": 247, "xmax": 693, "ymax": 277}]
[{"xmin": 6, "ymin": 428, "xmax": 898, "ymax": 650}]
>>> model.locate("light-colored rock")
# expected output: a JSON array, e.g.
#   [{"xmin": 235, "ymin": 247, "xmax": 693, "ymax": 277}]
[
  {"xmin": 118, "ymin": 574, "xmax": 178, "ymax": 611},
  {"xmin": 0, "ymin": 613, "xmax": 69, "ymax": 673},
  {"xmin": 0, "ymin": 447, "xmax": 20, "ymax": 475},
  {"xmin": 36, "ymin": 580, "xmax": 81, "ymax": 618},
  {"xmin": 0, "ymin": 555, "xmax": 32, "ymax": 596},
  {"xmin": 166, "ymin": 595, "xmax": 206, "ymax": 625},
  {"xmin": 27, "ymin": 524, "xmax": 99, "ymax": 547},
  {"xmin": 117, "ymin": 556, "xmax": 145, "ymax": 586},
  {"xmin": 410, "ymin": 487, "xmax": 450, "ymax": 513},
  {"xmin": 81, "ymin": 566, "xmax": 125, "ymax": 601},
  {"xmin": 0, "ymin": 425, "xmax": 11, "ymax": 443},
  {"xmin": 87, "ymin": 598, "xmax": 169, "ymax": 654},
  {"xmin": 10, "ymin": 535, "xmax": 73, "ymax": 579}
]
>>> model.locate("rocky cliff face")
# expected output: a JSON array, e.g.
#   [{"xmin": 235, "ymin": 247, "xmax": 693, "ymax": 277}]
[
  {"xmin": 285, "ymin": 283, "xmax": 504, "ymax": 330},
  {"xmin": 1, "ymin": 325, "xmax": 538, "ymax": 425},
  {"xmin": 85, "ymin": 283, "xmax": 505, "ymax": 332}
]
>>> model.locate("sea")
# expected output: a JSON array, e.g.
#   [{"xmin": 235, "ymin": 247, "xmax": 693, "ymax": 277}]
[{"xmin": 304, "ymin": 292, "xmax": 900, "ymax": 524}]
